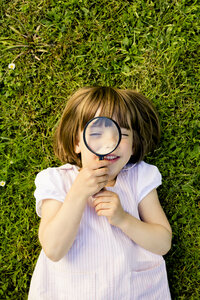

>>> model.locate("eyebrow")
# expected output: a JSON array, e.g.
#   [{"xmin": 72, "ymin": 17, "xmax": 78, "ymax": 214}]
[{"xmin": 91, "ymin": 118, "xmax": 114, "ymax": 128}]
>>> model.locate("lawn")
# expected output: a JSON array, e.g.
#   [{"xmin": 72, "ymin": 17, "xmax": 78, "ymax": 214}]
[{"xmin": 0, "ymin": 0, "xmax": 199, "ymax": 299}]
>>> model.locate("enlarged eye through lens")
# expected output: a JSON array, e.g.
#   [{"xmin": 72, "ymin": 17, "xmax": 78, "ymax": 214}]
[{"xmin": 83, "ymin": 117, "xmax": 121, "ymax": 160}]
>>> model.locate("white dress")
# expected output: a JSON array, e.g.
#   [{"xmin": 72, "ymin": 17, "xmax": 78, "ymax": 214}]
[{"xmin": 28, "ymin": 161, "xmax": 171, "ymax": 300}]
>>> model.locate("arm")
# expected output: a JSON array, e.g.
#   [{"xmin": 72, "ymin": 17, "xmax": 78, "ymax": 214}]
[
  {"xmin": 38, "ymin": 160, "xmax": 110, "ymax": 262},
  {"xmin": 93, "ymin": 189, "xmax": 172, "ymax": 256},
  {"xmin": 38, "ymin": 191, "xmax": 87, "ymax": 262},
  {"xmin": 119, "ymin": 189, "xmax": 172, "ymax": 255}
]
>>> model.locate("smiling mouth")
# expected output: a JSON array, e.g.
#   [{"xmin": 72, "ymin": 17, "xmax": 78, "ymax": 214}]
[{"xmin": 104, "ymin": 155, "xmax": 120, "ymax": 161}]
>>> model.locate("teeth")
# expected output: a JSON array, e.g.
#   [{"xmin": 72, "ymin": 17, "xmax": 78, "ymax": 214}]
[{"xmin": 105, "ymin": 156, "xmax": 117, "ymax": 160}]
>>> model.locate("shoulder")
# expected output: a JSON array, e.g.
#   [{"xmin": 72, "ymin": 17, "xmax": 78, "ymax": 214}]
[
  {"xmin": 136, "ymin": 161, "xmax": 161, "ymax": 179},
  {"xmin": 122, "ymin": 161, "xmax": 162, "ymax": 204},
  {"xmin": 122, "ymin": 161, "xmax": 161, "ymax": 178},
  {"xmin": 35, "ymin": 163, "xmax": 79, "ymax": 184},
  {"xmin": 34, "ymin": 163, "xmax": 79, "ymax": 217}
]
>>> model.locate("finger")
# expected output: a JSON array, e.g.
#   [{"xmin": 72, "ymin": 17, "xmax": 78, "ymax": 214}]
[
  {"xmin": 95, "ymin": 202, "xmax": 112, "ymax": 212},
  {"xmin": 96, "ymin": 182, "xmax": 109, "ymax": 192},
  {"xmin": 93, "ymin": 197, "xmax": 112, "ymax": 206},
  {"xmin": 96, "ymin": 175, "xmax": 109, "ymax": 184},
  {"xmin": 94, "ymin": 167, "xmax": 109, "ymax": 177},
  {"xmin": 91, "ymin": 159, "xmax": 112, "ymax": 170},
  {"xmin": 94, "ymin": 190, "xmax": 116, "ymax": 198},
  {"xmin": 96, "ymin": 208, "xmax": 112, "ymax": 217}
]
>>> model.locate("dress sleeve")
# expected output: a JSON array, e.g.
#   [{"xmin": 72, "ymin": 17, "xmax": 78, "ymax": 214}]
[
  {"xmin": 34, "ymin": 168, "xmax": 67, "ymax": 217},
  {"xmin": 137, "ymin": 161, "xmax": 162, "ymax": 205}
]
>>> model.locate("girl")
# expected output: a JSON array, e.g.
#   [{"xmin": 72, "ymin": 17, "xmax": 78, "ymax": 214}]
[{"xmin": 28, "ymin": 87, "xmax": 172, "ymax": 299}]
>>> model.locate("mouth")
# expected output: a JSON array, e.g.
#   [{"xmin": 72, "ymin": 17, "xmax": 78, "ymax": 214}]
[{"xmin": 104, "ymin": 155, "xmax": 120, "ymax": 162}]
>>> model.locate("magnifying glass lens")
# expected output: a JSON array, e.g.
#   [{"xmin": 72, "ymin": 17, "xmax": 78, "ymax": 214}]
[{"xmin": 83, "ymin": 117, "xmax": 121, "ymax": 158}]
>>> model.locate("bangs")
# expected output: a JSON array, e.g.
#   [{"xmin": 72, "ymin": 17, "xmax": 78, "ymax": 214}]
[
  {"xmin": 79, "ymin": 87, "xmax": 132, "ymax": 130},
  {"xmin": 54, "ymin": 86, "xmax": 160, "ymax": 167}
]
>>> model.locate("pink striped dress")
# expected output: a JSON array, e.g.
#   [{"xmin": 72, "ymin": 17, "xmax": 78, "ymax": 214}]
[{"xmin": 28, "ymin": 161, "xmax": 171, "ymax": 299}]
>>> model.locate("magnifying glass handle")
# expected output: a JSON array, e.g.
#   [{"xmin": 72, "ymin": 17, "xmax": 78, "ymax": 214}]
[{"xmin": 99, "ymin": 156, "xmax": 104, "ymax": 161}]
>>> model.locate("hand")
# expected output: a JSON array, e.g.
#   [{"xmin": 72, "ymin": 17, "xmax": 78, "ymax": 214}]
[
  {"xmin": 71, "ymin": 160, "xmax": 111, "ymax": 200},
  {"xmin": 93, "ymin": 190, "xmax": 127, "ymax": 227}
]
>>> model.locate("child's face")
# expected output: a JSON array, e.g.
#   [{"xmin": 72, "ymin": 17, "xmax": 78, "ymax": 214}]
[{"xmin": 75, "ymin": 115, "xmax": 133, "ymax": 185}]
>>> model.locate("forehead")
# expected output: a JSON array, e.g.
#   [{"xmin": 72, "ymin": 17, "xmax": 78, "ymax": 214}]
[
  {"xmin": 79, "ymin": 90, "xmax": 133, "ymax": 131},
  {"xmin": 94, "ymin": 106, "xmax": 131, "ymax": 129},
  {"xmin": 90, "ymin": 117, "xmax": 115, "ymax": 128}
]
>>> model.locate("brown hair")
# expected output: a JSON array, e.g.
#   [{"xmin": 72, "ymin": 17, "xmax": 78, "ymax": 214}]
[{"xmin": 54, "ymin": 86, "xmax": 160, "ymax": 167}]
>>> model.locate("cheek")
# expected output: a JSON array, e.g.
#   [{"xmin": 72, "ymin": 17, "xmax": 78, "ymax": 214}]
[
  {"xmin": 120, "ymin": 138, "xmax": 133, "ymax": 150},
  {"xmin": 81, "ymin": 145, "xmax": 97, "ymax": 161}
]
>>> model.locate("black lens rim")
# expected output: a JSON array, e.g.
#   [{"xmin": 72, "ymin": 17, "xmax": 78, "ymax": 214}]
[{"xmin": 83, "ymin": 116, "xmax": 122, "ymax": 159}]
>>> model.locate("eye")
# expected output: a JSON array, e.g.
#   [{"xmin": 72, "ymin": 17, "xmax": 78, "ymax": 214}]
[
  {"xmin": 90, "ymin": 133, "xmax": 102, "ymax": 137},
  {"xmin": 121, "ymin": 127, "xmax": 131, "ymax": 138}
]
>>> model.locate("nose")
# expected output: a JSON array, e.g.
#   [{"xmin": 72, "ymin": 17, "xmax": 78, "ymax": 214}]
[{"xmin": 104, "ymin": 136, "xmax": 118, "ymax": 150}]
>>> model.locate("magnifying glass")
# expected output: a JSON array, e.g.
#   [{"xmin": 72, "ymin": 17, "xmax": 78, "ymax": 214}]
[{"xmin": 83, "ymin": 117, "xmax": 121, "ymax": 160}]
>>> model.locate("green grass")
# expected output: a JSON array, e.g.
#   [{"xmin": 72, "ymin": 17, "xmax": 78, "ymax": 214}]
[{"xmin": 0, "ymin": 0, "xmax": 199, "ymax": 299}]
